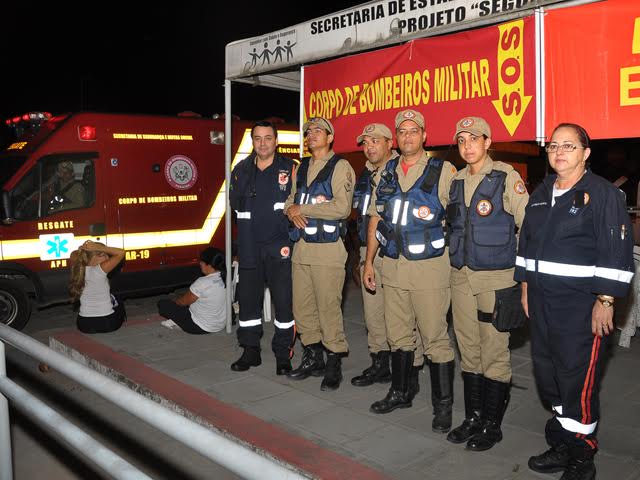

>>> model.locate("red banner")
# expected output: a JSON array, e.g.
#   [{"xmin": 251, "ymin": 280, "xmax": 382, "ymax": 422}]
[
  {"xmin": 545, "ymin": 0, "xmax": 640, "ymax": 140},
  {"xmin": 304, "ymin": 16, "xmax": 536, "ymax": 152}
]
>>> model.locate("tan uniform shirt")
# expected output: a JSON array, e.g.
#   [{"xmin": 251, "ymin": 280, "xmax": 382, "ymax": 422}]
[
  {"xmin": 284, "ymin": 150, "xmax": 355, "ymax": 267},
  {"xmin": 368, "ymin": 152, "xmax": 457, "ymax": 290},
  {"xmin": 450, "ymin": 157, "xmax": 529, "ymax": 294}
]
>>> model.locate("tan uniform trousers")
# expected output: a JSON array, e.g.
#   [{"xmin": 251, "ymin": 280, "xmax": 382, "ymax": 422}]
[
  {"xmin": 384, "ymin": 285, "xmax": 453, "ymax": 364},
  {"xmin": 292, "ymin": 263, "xmax": 348, "ymax": 353},
  {"xmin": 359, "ymin": 247, "xmax": 424, "ymax": 365},
  {"xmin": 450, "ymin": 267, "xmax": 511, "ymax": 382}
]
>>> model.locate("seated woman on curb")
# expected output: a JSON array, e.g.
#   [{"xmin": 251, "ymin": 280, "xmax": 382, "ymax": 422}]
[
  {"xmin": 69, "ymin": 240, "xmax": 126, "ymax": 334},
  {"xmin": 157, "ymin": 247, "xmax": 227, "ymax": 334}
]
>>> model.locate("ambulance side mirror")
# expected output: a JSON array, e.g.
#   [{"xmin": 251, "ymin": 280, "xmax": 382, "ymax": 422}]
[
  {"xmin": 2, "ymin": 190, "xmax": 14, "ymax": 225},
  {"xmin": 210, "ymin": 131, "xmax": 224, "ymax": 145}
]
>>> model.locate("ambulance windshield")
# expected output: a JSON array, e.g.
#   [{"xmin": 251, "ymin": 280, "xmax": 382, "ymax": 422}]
[{"xmin": 0, "ymin": 154, "xmax": 27, "ymax": 188}]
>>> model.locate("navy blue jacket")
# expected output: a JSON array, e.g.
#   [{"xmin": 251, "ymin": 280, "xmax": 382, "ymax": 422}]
[
  {"xmin": 230, "ymin": 153, "xmax": 294, "ymax": 267},
  {"xmin": 514, "ymin": 171, "xmax": 634, "ymax": 298}
]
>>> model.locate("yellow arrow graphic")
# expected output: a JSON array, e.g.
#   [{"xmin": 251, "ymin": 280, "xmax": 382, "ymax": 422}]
[{"xmin": 492, "ymin": 20, "xmax": 532, "ymax": 136}]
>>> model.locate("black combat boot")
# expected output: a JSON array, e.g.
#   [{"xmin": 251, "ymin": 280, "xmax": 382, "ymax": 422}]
[
  {"xmin": 351, "ymin": 351, "xmax": 391, "ymax": 386},
  {"xmin": 275, "ymin": 357, "xmax": 292, "ymax": 376},
  {"xmin": 287, "ymin": 343, "xmax": 325, "ymax": 380},
  {"xmin": 429, "ymin": 360, "xmax": 455, "ymax": 433},
  {"xmin": 528, "ymin": 443, "xmax": 570, "ymax": 473},
  {"xmin": 321, "ymin": 352, "xmax": 343, "ymax": 391},
  {"xmin": 230, "ymin": 346, "xmax": 261, "ymax": 372},
  {"xmin": 466, "ymin": 377, "xmax": 510, "ymax": 451},
  {"xmin": 370, "ymin": 350, "xmax": 414, "ymax": 414},
  {"xmin": 560, "ymin": 446, "xmax": 596, "ymax": 480},
  {"xmin": 407, "ymin": 363, "xmax": 422, "ymax": 401},
  {"xmin": 447, "ymin": 372, "xmax": 484, "ymax": 444}
]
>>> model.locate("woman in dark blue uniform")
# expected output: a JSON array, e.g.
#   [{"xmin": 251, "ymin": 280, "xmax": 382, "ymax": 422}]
[{"xmin": 515, "ymin": 123, "xmax": 634, "ymax": 480}]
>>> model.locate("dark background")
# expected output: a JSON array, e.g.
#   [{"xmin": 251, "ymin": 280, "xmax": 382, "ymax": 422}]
[
  {"xmin": 2, "ymin": 3, "xmax": 638, "ymax": 198},
  {"xmin": 1, "ymin": 3, "xmax": 357, "ymax": 130}
]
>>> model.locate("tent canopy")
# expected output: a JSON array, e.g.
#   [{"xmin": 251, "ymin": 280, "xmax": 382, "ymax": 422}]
[{"xmin": 225, "ymin": 0, "xmax": 574, "ymax": 90}]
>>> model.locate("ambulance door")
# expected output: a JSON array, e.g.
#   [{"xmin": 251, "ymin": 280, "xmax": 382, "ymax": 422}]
[
  {"xmin": 8, "ymin": 152, "xmax": 104, "ymax": 302},
  {"xmin": 155, "ymin": 155, "xmax": 202, "ymax": 267},
  {"xmin": 108, "ymin": 155, "xmax": 200, "ymax": 274}
]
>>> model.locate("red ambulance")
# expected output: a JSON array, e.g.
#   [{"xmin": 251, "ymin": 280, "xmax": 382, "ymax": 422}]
[{"xmin": 0, "ymin": 111, "xmax": 300, "ymax": 329}]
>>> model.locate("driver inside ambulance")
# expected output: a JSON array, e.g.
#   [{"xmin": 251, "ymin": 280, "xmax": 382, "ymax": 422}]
[{"xmin": 46, "ymin": 161, "xmax": 85, "ymax": 212}]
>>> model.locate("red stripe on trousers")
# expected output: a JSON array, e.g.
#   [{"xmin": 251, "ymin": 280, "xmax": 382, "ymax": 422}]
[{"xmin": 580, "ymin": 335, "xmax": 601, "ymax": 425}]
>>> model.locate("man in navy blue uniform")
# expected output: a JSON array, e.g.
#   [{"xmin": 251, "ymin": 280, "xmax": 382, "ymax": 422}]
[
  {"xmin": 516, "ymin": 123, "xmax": 634, "ymax": 480},
  {"xmin": 229, "ymin": 120, "xmax": 296, "ymax": 375}
]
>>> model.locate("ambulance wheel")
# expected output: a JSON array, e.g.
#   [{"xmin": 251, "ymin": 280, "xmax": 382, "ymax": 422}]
[{"xmin": 0, "ymin": 281, "xmax": 31, "ymax": 330}]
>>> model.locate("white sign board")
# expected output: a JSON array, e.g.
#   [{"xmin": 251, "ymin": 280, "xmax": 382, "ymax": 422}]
[{"xmin": 225, "ymin": 0, "xmax": 569, "ymax": 79}]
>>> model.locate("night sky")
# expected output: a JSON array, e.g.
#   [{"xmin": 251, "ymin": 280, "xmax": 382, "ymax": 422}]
[{"xmin": 1, "ymin": 3, "xmax": 357, "ymax": 132}]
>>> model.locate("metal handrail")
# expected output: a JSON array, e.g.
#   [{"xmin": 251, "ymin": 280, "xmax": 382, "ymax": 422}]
[
  {"xmin": 0, "ymin": 325, "xmax": 306, "ymax": 480},
  {"xmin": 0, "ymin": 345, "xmax": 152, "ymax": 479}
]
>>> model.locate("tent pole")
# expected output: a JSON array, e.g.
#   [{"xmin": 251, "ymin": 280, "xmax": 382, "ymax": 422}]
[
  {"xmin": 299, "ymin": 66, "xmax": 305, "ymax": 160},
  {"xmin": 224, "ymin": 80, "xmax": 233, "ymax": 334},
  {"xmin": 535, "ymin": 7, "xmax": 546, "ymax": 145}
]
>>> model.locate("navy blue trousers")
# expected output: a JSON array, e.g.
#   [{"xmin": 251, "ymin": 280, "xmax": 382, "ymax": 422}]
[
  {"xmin": 529, "ymin": 284, "xmax": 607, "ymax": 452},
  {"xmin": 237, "ymin": 247, "xmax": 295, "ymax": 359}
]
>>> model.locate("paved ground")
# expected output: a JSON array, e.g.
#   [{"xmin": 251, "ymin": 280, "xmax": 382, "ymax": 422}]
[
  {"xmin": 11, "ymin": 282, "xmax": 640, "ymax": 479},
  {"xmin": 5, "ymin": 293, "xmax": 240, "ymax": 480}
]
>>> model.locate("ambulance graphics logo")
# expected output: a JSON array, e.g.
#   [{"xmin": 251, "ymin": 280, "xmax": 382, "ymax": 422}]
[
  {"xmin": 39, "ymin": 233, "xmax": 75, "ymax": 260},
  {"xmin": 165, "ymin": 155, "xmax": 198, "ymax": 190}
]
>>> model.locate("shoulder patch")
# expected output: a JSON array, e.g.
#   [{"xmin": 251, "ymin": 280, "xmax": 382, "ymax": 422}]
[{"xmin": 514, "ymin": 180, "xmax": 527, "ymax": 194}]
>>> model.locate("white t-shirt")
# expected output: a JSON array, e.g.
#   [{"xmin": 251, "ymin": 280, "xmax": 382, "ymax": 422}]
[
  {"xmin": 188, "ymin": 272, "xmax": 226, "ymax": 332},
  {"xmin": 552, "ymin": 184, "xmax": 570, "ymax": 207},
  {"xmin": 79, "ymin": 265, "xmax": 114, "ymax": 317}
]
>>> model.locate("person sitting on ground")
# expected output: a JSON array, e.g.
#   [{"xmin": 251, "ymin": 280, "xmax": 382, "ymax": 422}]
[
  {"xmin": 157, "ymin": 247, "xmax": 227, "ymax": 334},
  {"xmin": 69, "ymin": 240, "xmax": 126, "ymax": 334}
]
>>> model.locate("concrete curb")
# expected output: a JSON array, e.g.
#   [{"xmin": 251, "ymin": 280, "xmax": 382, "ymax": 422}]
[{"xmin": 49, "ymin": 330, "xmax": 391, "ymax": 480}]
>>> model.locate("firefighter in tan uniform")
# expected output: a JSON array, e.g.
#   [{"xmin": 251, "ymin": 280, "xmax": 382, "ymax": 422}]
[
  {"xmin": 363, "ymin": 110, "xmax": 457, "ymax": 434},
  {"xmin": 351, "ymin": 123, "xmax": 425, "ymax": 398},
  {"xmin": 445, "ymin": 117, "xmax": 528, "ymax": 451},
  {"xmin": 284, "ymin": 117, "xmax": 355, "ymax": 391}
]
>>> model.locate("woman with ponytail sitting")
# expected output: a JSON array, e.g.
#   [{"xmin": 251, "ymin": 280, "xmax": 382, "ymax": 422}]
[
  {"xmin": 157, "ymin": 247, "xmax": 227, "ymax": 334},
  {"xmin": 70, "ymin": 240, "xmax": 126, "ymax": 334}
]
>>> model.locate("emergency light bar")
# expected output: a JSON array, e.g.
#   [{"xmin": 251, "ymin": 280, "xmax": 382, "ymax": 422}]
[{"xmin": 4, "ymin": 112, "xmax": 52, "ymax": 126}]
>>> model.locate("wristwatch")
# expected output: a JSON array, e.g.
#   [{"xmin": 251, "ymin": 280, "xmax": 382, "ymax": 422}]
[{"xmin": 597, "ymin": 294, "xmax": 615, "ymax": 308}]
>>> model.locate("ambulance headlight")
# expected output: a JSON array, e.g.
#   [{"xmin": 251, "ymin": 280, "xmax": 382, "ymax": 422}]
[{"xmin": 210, "ymin": 130, "xmax": 224, "ymax": 145}]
